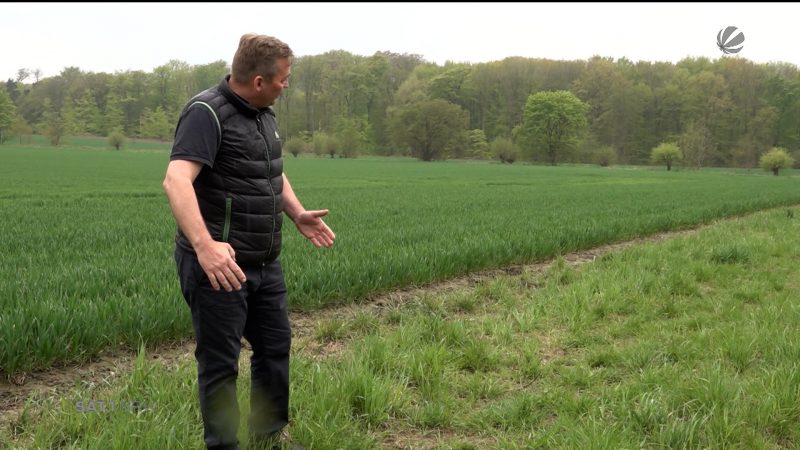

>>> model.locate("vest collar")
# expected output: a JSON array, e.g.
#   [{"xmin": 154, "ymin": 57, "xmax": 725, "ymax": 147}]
[{"xmin": 219, "ymin": 75, "xmax": 275, "ymax": 117}]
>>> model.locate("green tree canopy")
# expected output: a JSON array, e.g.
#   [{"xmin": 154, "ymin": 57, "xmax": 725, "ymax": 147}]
[
  {"xmin": 467, "ymin": 129, "xmax": 490, "ymax": 159},
  {"xmin": 519, "ymin": 90, "xmax": 588, "ymax": 165},
  {"xmin": 650, "ymin": 142, "xmax": 683, "ymax": 171},
  {"xmin": 139, "ymin": 107, "xmax": 173, "ymax": 140},
  {"xmin": 334, "ymin": 116, "xmax": 372, "ymax": 158},
  {"xmin": 759, "ymin": 147, "xmax": 794, "ymax": 176},
  {"xmin": 389, "ymin": 99, "xmax": 468, "ymax": 161},
  {"xmin": 41, "ymin": 98, "xmax": 65, "ymax": 146},
  {"xmin": 6, "ymin": 51, "xmax": 800, "ymax": 165},
  {"xmin": 0, "ymin": 87, "xmax": 16, "ymax": 144},
  {"xmin": 108, "ymin": 128, "xmax": 126, "ymax": 150},
  {"xmin": 10, "ymin": 116, "xmax": 32, "ymax": 144}
]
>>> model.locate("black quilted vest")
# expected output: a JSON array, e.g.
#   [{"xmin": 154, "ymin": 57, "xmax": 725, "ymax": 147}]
[{"xmin": 176, "ymin": 76, "xmax": 284, "ymax": 266}]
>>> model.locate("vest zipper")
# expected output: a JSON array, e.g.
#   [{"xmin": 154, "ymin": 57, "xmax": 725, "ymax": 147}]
[{"xmin": 257, "ymin": 116, "xmax": 276, "ymax": 257}]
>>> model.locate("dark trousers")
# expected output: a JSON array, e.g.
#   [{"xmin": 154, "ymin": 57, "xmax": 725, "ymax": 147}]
[{"xmin": 175, "ymin": 246, "xmax": 291, "ymax": 450}]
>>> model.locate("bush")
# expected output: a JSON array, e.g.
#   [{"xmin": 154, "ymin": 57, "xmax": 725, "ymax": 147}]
[
  {"xmin": 491, "ymin": 137, "xmax": 520, "ymax": 164},
  {"xmin": 284, "ymin": 137, "xmax": 306, "ymax": 158},
  {"xmin": 108, "ymin": 129, "xmax": 126, "ymax": 150},
  {"xmin": 594, "ymin": 146, "xmax": 617, "ymax": 167},
  {"xmin": 312, "ymin": 132, "xmax": 331, "ymax": 158}
]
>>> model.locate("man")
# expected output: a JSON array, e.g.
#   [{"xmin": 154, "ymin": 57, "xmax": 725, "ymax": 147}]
[{"xmin": 163, "ymin": 33, "xmax": 334, "ymax": 450}]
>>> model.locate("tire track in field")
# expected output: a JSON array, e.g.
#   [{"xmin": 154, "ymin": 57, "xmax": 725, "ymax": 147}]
[{"xmin": 0, "ymin": 222, "xmax": 715, "ymax": 439}]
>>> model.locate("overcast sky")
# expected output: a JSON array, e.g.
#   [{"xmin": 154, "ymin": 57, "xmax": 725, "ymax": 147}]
[{"xmin": 2, "ymin": 2, "xmax": 798, "ymax": 82}]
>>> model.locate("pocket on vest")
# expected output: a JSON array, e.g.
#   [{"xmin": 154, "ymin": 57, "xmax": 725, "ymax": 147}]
[{"xmin": 222, "ymin": 196, "xmax": 232, "ymax": 242}]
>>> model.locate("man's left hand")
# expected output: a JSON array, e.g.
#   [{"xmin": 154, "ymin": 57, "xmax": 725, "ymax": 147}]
[{"xmin": 294, "ymin": 209, "xmax": 335, "ymax": 248}]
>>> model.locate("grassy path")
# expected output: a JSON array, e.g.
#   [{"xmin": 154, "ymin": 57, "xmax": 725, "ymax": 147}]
[{"xmin": 1, "ymin": 219, "xmax": 722, "ymax": 449}]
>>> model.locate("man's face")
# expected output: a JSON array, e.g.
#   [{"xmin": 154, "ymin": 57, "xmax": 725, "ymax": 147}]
[{"xmin": 258, "ymin": 57, "xmax": 291, "ymax": 107}]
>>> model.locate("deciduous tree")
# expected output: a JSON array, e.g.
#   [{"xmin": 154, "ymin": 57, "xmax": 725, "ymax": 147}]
[
  {"xmin": 518, "ymin": 90, "xmax": 588, "ymax": 165},
  {"xmin": 0, "ymin": 87, "xmax": 16, "ymax": 144},
  {"xmin": 759, "ymin": 147, "xmax": 793, "ymax": 176},
  {"xmin": 389, "ymin": 99, "xmax": 468, "ymax": 161},
  {"xmin": 650, "ymin": 142, "xmax": 682, "ymax": 171}
]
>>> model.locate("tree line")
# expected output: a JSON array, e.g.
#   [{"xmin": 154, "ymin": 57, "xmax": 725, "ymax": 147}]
[{"xmin": 1, "ymin": 52, "xmax": 799, "ymax": 167}]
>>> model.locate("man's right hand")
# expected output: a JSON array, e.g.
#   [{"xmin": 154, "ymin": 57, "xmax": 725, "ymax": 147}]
[{"xmin": 194, "ymin": 240, "xmax": 247, "ymax": 291}]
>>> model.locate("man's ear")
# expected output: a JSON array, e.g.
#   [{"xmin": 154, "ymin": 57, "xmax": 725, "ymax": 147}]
[{"xmin": 253, "ymin": 75, "xmax": 264, "ymax": 91}]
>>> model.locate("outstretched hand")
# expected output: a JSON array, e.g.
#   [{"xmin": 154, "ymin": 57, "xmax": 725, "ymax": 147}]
[{"xmin": 294, "ymin": 209, "xmax": 336, "ymax": 248}]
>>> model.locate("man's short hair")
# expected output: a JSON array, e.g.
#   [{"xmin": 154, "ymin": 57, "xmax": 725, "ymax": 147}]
[{"xmin": 231, "ymin": 33, "xmax": 294, "ymax": 84}]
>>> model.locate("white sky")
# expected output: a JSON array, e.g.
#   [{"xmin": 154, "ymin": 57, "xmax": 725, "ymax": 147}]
[{"xmin": 1, "ymin": 2, "xmax": 798, "ymax": 82}]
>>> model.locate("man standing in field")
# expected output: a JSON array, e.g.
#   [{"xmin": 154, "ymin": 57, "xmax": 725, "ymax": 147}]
[{"xmin": 162, "ymin": 33, "xmax": 335, "ymax": 450}]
